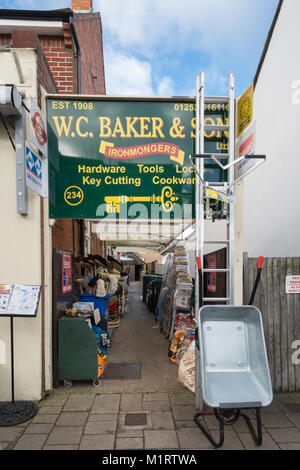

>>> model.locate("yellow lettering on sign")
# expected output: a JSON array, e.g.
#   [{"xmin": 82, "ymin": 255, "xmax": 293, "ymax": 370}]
[{"xmin": 52, "ymin": 116, "xmax": 74, "ymax": 137}]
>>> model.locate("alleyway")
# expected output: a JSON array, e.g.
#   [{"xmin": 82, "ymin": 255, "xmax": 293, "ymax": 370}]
[{"xmin": 1, "ymin": 282, "xmax": 300, "ymax": 450}]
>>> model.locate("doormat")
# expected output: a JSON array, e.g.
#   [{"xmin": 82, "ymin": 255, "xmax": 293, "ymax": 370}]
[
  {"xmin": 125, "ymin": 413, "xmax": 147, "ymax": 426},
  {"xmin": 103, "ymin": 363, "xmax": 141, "ymax": 380}
]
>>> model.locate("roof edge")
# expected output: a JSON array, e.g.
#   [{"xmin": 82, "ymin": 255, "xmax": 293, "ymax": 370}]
[{"xmin": 253, "ymin": 0, "xmax": 284, "ymax": 88}]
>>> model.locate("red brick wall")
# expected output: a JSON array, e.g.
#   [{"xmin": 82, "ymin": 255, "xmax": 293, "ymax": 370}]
[
  {"xmin": 74, "ymin": 14, "xmax": 106, "ymax": 94},
  {"xmin": 39, "ymin": 33, "xmax": 76, "ymax": 95}
]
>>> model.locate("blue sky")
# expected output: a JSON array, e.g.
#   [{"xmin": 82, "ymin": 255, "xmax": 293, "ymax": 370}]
[{"xmin": 1, "ymin": 0, "xmax": 280, "ymax": 97}]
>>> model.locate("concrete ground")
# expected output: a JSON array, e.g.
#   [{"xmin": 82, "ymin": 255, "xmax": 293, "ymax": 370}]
[{"xmin": 1, "ymin": 281, "xmax": 300, "ymax": 450}]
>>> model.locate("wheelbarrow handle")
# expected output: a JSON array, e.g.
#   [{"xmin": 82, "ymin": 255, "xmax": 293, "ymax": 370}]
[{"xmin": 249, "ymin": 256, "xmax": 264, "ymax": 305}]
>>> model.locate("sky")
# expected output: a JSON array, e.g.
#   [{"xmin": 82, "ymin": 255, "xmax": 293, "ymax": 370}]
[{"xmin": 1, "ymin": 0, "xmax": 280, "ymax": 98}]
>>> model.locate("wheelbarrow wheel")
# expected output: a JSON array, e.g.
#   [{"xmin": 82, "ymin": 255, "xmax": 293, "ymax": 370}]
[{"xmin": 92, "ymin": 378, "xmax": 102, "ymax": 388}]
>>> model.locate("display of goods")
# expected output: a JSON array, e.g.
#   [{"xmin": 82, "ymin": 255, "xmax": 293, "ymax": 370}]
[
  {"xmin": 97, "ymin": 348, "xmax": 106, "ymax": 377},
  {"xmin": 178, "ymin": 349, "xmax": 195, "ymax": 393}
]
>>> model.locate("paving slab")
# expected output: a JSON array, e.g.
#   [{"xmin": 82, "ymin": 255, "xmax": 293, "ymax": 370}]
[
  {"xmin": 0, "ymin": 442, "xmax": 13, "ymax": 450},
  {"xmin": 285, "ymin": 413, "xmax": 300, "ymax": 428},
  {"xmin": 91, "ymin": 394, "xmax": 120, "ymax": 414},
  {"xmin": 151, "ymin": 411, "xmax": 174, "ymax": 430},
  {"xmin": 278, "ymin": 443, "xmax": 300, "ymax": 450},
  {"xmin": 116, "ymin": 429, "xmax": 144, "ymax": 438},
  {"xmin": 0, "ymin": 426, "xmax": 23, "ymax": 442},
  {"xmin": 211, "ymin": 430, "xmax": 244, "ymax": 450},
  {"xmin": 239, "ymin": 432, "xmax": 279, "ymax": 450},
  {"xmin": 56, "ymin": 411, "xmax": 89, "ymax": 427},
  {"xmin": 43, "ymin": 444, "xmax": 78, "ymax": 450},
  {"xmin": 13, "ymin": 434, "xmax": 48, "ymax": 450},
  {"xmin": 143, "ymin": 392, "xmax": 169, "ymax": 402},
  {"xmin": 267, "ymin": 427, "xmax": 300, "ymax": 443},
  {"xmin": 120, "ymin": 393, "xmax": 142, "ymax": 412},
  {"xmin": 24, "ymin": 423, "xmax": 54, "ymax": 434},
  {"xmin": 177, "ymin": 427, "xmax": 213, "ymax": 450},
  {"xmin": 46, "ymin": 426, "xmax": 84, "ymax": 445},
  {"xmin": 63, "ymin": 394, "xmax": 95, "ymax": 412},
  {"xmin": 171, "ymin": 405, "xmax": 195, "ymax": 421},
  {"xmin": 31, "ymin": 414, "xmax": 58, "ymax": 424},
  {"xmin": 115, "ymin": 437, "xmax": 144, "ymax": 449},
  {"xmin": 169, "ymin": 393, "xmax": 195, "ymax": 406},
  {"xmin": 88, "ymin": 413, "xmax": 118, "ymax": 422},
  {"xmin": 144, "ymin": 430, "xmax": 179, "ymax": 449},
  {"xmin": 143, "ymin": 400, "xmax": 170, "ymax": 412},
  {"xmin": 38, "ymin": 406, "xmax": 64, "ymax": 415},
  {"xmin": 260, "ymin": 413, "xmax": 294, "ymax": 428},
  {"xmin": 84, "ymin": 421, "xmax": 116, "ymax": 435},
  {"xmin": 79, "ymin": 434, "xmax": 115, "ymax": 450}
]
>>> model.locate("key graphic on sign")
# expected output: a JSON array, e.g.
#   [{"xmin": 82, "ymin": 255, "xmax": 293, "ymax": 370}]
[{"xmin": 104, "ymin": 186, "xmax": 179, "ymax": 214}]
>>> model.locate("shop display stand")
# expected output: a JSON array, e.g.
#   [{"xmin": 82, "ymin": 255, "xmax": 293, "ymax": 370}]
[{"xmin": 0, "ymin": 284, "xmax": 40, "ymax": 426}]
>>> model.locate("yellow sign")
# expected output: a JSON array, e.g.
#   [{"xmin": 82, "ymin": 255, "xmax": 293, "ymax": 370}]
[{"xmin": 237, "ymin": 83, "xmax": 253, "ymax": 137}]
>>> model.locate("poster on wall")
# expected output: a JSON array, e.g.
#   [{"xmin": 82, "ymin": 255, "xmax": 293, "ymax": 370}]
[
  {"xmin": 237, "ymin": 83, "xmax": 253, "ymax": 137},
  {"xmin": 286, "ymin": 276, "xmax": 300, "ymax": 294},
  {"xmin": 25, "ymin": 142, "xmax": 48, "ymax": 197},
  {"xmin": 62, "ymin": 252, "xmax": 72, "ymax": 294}
]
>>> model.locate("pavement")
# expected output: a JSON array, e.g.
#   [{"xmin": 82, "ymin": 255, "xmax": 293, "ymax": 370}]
[{"xmin": 1, "ymin": 282, "xmax": 300, "ymax": 451}]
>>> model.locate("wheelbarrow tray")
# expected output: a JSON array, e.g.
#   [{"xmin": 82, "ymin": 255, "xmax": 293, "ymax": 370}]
[{"xmin": 198, "ymin": 305, "xmax": 273, "ymax": 409}]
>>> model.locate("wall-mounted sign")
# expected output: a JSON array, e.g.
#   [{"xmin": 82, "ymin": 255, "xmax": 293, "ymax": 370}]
[
  {"xmin": 237, "ymin": 83, "xmax": 253, "ymax": 138},
  {"xmin": 62, "ymin": 252, "xmax": 72, "ymax": 294},
  {"xmin": 237, "ymin": 121, "xmax": 256, "ymax": 178},
  {"xmin": 30, "ymin": 97, "xmax": 48, "ymax": 157},
  {"xmin": 286, "ymin": 275, "xmax": 300, "ymax": 294},
  {"xmin": 25, "ymin": 143, "xmax": 48, "ymax": 197},
  {"xmin": 47, "ymin": 97, "xmax": 230, "ymax": 219},
  {"xmin": 0, "ymin": 284, "xmax": 41, "ymax": 318}
]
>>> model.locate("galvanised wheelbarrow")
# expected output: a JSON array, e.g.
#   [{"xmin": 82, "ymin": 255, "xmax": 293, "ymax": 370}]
[{"xmin": 194, "ymin": 258, "xmax": 273, "ymax": 448}]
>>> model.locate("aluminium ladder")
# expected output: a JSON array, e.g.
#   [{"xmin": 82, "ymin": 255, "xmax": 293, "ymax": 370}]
[{"xmin": 194, "ymin": 72, "xmax": 235, "ymax": 410}]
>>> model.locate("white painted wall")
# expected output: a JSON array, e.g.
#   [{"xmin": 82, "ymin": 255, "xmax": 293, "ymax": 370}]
[
  {"xmin": 0, "ymin": 49, "xmax": 43, "ymax": 400},
  {"xmin": 243, "ymin": 0, "xmax": 300, "ymax": 257}
]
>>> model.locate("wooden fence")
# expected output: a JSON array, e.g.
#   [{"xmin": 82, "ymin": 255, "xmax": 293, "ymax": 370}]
[{"xmin": 243, "ymin": 254, "xmax": 300, "ymax": 392}]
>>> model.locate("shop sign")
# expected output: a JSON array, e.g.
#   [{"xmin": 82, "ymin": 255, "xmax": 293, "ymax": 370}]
[
  {"xmin": 47, "ymin": 97, "xmax": 229, "ymax": 219},
  {"xmin": 30, "ymin": 98, "xmax": 48, "ymax": 157},
  {"xmin": 237, "ymin": 122, "xmax": 256, "ymax": 177},
  {"xmin": 62, "ymin": 252, "xmax": 72, "ymax": 294},
  {"xmin": 25, "ymin": 143, "xmax": 48, "ymax": 197},
  {"xmin": 286, "ymin": 275, "xmax": 300, "ymax": 294},
  {"xmin": 237, "ymin": 83, "xmax": 253, "ymax": 137}
]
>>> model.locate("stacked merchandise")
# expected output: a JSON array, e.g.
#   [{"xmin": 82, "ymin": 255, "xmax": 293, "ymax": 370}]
[{"xmin": 157, "ymin": 241, "xmax": 196, "ymax": 393}]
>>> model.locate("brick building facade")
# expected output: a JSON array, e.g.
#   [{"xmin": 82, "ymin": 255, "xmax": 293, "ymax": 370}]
[{"xmin": 0, "ymin": 0, "xmax": 106, "ymax": 259}]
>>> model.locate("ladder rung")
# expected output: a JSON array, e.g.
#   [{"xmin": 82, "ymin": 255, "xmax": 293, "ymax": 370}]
[
  {"xmin": 204, "ymin": 240, "xmax": 229, "ymax": 244},
  {"xmin": 204, "ymin": 124, "xmax": 229, "ymax": 132},
  {"xmin": 203, "ymin": 297, "xmax": 230, "ymax": 302},
  {"xmin": 203, "ymin": 269, "xmax": 229, "ymax": 273},
  {"xmin": 204, "ymin": 97, "xmax": 229, "ymax": 103}
]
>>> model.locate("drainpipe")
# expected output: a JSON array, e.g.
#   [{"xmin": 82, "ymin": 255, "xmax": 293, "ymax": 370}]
[{"xmin": 70, "ymin": 15, "xmax": 81, "ymax": 93}]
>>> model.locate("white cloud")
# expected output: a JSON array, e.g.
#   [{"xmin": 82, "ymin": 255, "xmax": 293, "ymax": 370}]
[
  {"xmin": 157, "ymin": 76, "xmax": 175, "ymax": 96},
  {"xmin": 104, "ymin": 48, "xmax": 154, "ymax": 96},
  {"xmin": 96, "ymin": 0, "xmax": 273, "ymax": 59}
]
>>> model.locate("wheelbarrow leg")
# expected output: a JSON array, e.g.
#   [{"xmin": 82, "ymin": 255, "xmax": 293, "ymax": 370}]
[
  {"xmin": 240, "ymin": 408, "xmax": 263, "ymax": 446},
  {"xmin": 194, "ymin": 409, "xmax": 225, "ymax": 449}
]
